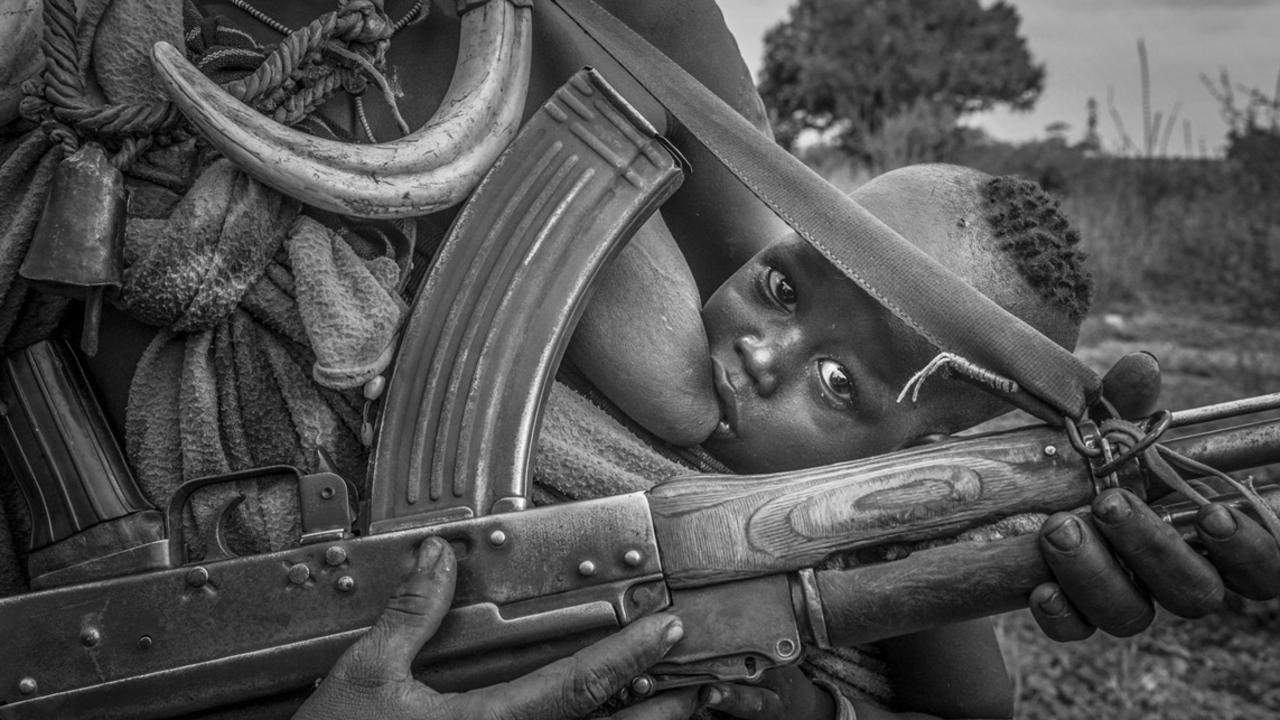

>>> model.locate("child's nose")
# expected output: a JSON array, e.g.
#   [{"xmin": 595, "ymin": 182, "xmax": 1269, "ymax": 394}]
[{"xmin": 734, "ymin": 335, "xmax": 781, "ymax": 397}]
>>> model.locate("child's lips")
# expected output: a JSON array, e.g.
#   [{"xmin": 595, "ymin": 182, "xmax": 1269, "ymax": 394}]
[{"xmin": 711, "ymin": 357, "xmax": 739, "ymax": 440}]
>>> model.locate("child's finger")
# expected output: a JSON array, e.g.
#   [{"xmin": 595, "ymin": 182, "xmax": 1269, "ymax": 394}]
[
  {"xmin": 1196, "ymin": 503, "xmax": 1280, "ymax": 601},
  {"xmin": 1038, "ymin": 511, "xmax": 1155, "ymax": 637},
  {"xmin": 700, "ymin": 683, "xmax": 784, "ymax": 720},
  {"xmin": 1091, "ymin": 489, "xmax": 1224, "ymax": 619},
  {"xmin": 1028, "ymin": 582, "xmax": 1096, "ymax": 642},
  {"xmin": 341, "ymin": 536, "xmax": 456, "ymax": 680}
]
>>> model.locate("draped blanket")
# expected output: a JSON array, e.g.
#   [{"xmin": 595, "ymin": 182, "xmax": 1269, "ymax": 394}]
[{"xmin": 119, "ymin": 159, "xmax": 406, "ymax": 555}]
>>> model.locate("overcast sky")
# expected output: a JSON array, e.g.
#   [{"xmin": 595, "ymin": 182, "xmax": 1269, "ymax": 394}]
[{"xmin": 716, "ymin": 0, "xmax": 1280, "ymax": 155}]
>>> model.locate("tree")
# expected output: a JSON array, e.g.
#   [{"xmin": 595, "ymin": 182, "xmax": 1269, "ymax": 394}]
[{"xmin": 758, "ymin": 0, "xmax": 1044, "ymax": 161}]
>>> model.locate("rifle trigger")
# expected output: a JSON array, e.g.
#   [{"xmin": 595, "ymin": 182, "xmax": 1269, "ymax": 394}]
[{"xmin": 201, "ymin": 493, "xmax": 246, "ymax": 563}]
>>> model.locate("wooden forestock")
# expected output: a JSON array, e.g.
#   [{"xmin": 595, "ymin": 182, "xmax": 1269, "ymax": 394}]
[
  {"xmin": 649, "ymin": 426, "xmax": 1094, "ymax": 588},
  {"xmin": 649, "ymin": 415, "xmax": 1280, "ymax": 589},
  {"xmin": 816, "ymin": 484, "xmax": 1280, "ymax": 646}
]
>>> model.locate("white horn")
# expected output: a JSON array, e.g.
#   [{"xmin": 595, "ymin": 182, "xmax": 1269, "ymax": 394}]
[{"xmin": 150, "ymin": 0, "xmax": 532, "ymax": 219}]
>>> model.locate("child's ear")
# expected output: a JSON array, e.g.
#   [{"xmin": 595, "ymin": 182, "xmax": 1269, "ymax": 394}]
[{"xmin": 904, "ymin": 432, "xmax": 951, "ymax": 448}]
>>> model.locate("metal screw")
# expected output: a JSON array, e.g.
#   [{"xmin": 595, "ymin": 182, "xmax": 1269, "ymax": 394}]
[
  {"xmin": 80, "ymin": 628, "xmax": 101, "ymax": 647},
  {"xmin": 186, "ymin": 566, "xmax": 209, "ymax": 588},
  {"xmin": 630, "ymin": 675, "xmax": 654, "ymax": 696},
  {"xmin": 775, "ymin": 638, "xmax": 797, "ymax": 658},
  {"xmin": 325, "ymin": 546, "xmax": 348, "ymax": 566},
  {"xmin": 17, "ymin": 677, "xmax": 37, "ymax": 696},
  {"xmin": 137, "ymin": 635, "xmax": 153, "ymax": 651},
  {"xmin": 336, "ymin": 576, "xmax": 356, "ymax": 593},
  {"xmin": 320, "ymin": 486, "xmax": 335, "ymax": 500},
  {"xmin": 623, "ymin": 549, "xmax": 643, "ymax": 567},
  {"xmin": 288, "ymin": 563, "xmax": 311, "ymax": 585},
  {"xmin": 578, "ymin": 560, "xmax": 597, "ymax": 577},
  {"xmin": 1043, "ymin": 445, "xmax": 1058, "ymax": 457},
  {"xmin": 488, "ymin": 529, "xmax": 507, "ymax": 547}
]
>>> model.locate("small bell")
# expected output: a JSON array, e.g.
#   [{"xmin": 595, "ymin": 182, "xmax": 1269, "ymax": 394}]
[{"xmin": 20, "ymin": 143, "xmax": 126, "ymax": 355}]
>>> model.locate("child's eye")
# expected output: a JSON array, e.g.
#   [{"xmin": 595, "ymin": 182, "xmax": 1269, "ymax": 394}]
[
  {"xmin": 819, "ymin": 359, "xmax": 854, "ymax": 402},
  {"xmin": 765, "ymin": 267, "xmax": 797, "ymax": 307}
]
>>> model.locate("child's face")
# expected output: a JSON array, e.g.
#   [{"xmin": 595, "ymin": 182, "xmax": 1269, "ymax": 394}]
[{"xmin": 700, "ymin": 233, "xmax": 934, "ymax": 473}]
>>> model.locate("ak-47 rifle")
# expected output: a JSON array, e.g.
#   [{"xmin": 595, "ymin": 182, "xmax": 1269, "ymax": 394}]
[{"xmin": 2, "ymin": 68, "xmax": 1280, "ymax": 720}]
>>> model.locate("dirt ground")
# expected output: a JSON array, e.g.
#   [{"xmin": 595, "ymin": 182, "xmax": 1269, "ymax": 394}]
[{"xmin": 990, "ymin": 310, "xmax": 1280, "ymax": 720}]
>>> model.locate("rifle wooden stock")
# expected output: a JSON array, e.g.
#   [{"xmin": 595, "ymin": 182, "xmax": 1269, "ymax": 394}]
[
  {"xmin": 649, "ymin": 415, "xmax": 1280, "ymax": 589},
  {"xmin": 815, "ymin": 484, "xmax": 1280, "ymax": 646},
  {"xmin": 650, "ymin": 426, "xmax": 1093, "ymax": 588}
]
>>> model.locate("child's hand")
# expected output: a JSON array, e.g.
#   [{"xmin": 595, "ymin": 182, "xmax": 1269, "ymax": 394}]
[{"xmin": 698, "ymin": 667, "xmax": 835, "ymax": 720}]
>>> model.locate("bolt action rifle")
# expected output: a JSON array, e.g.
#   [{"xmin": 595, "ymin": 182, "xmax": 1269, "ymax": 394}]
[{"xmin": 2, "ymin": 69, "xmax": 1280, "ymax": 720}]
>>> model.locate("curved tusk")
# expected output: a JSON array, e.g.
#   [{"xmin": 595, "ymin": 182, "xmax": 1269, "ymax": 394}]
[{"xmin": 150, "ymin": 0, "xmax": 532, "ymax": 218}]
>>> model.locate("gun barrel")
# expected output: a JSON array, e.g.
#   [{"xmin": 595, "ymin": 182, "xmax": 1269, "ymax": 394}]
[
  {"xmin": 1170, "ymin": 392, "xmax": 1280, "ymax": 427},
  {"xmin": 1165, "ymin": 415, "xmax": 1280, "ymax": 473}
]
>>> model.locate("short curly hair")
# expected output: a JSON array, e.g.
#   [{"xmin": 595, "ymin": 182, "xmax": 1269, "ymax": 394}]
[{"xmin": 983, "ymin": 175, "xmax": 1094, "ymax": 324}]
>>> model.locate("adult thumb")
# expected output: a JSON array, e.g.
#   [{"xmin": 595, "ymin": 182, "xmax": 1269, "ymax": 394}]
[{"xmin": 343, "ymin": 536, "xmax": 457, "ymax": 678}]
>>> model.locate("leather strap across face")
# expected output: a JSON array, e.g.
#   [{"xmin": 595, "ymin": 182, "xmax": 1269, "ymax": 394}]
[{"xmin": 550, "ymin": 0, "xmax": 1101, "ymax": 425}]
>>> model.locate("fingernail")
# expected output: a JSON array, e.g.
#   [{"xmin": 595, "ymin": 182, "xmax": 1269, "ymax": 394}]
[
  {"xmin": 1095, "ymin": 490, "xmax": 1133, "ymax": 523},
  {"xmin": 1045, "ymin": 517, "xmax": 1082, "ymax": 551},
  {"xmin": 702, "ymin": 686, "xmax": 724, "ymax": 706},
  {"xmin": 419, "ymin": 536, "xmax": 445, "ymax": 569},
  {"xmin": 1038, "ymin": 589, "xmax": 1068, "ymax": 616},
  {"xmin": 1199, "ymin": 504, "xmax": 1237, "ymax": 539},
  {"xmin": 664, "ymin": 619, "xmax": 684, "ymax": 644}
]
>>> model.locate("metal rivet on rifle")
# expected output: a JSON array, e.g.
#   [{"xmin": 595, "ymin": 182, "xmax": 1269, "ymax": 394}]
[
  {"xmin": 336, "ymin": 575, "xmax": 356, "ymax": 592},
  {"xmin": 623, "ymin": 550, "xmax": 643, "ymax": 567},
  {"xmin": 288, "ymin": 563, "xmax": 311, "ymax": 585},
  {"xmin": 1044, "ymin": 445, "xmax": 1057, "ymax": 457},
  {"xmin": 363, "ymin": 375, "xmax": 386, "ymax": 401},
  {"xmin": 325, "ymin": 546, "xmax": 347, "ymax": 566},
  {"xmin": 578, "ymin": 560, "xmax": 597, "ymax": 577},
  {"xmin": 488, "ymin": 529, "xmax": 507, "ymax": 547},
  {"xmin": 775, "ymin": 638, "xmax": 797, "ymax": 659},
  {"xmin": 630, "ymin": 675, "xmax": 654, "ymax": 696},
  {"xmin": 320, "ymin": 485, "xmax": 335, "ymax": 500},
  {"xmin": 137, "ymin": 635, "xmax": 153, "ymax": 651},
  {"xmin": 186, "ymin": 566, "xmax": 209, "ymax": 588},
  {"xmin": 17, "ymin": 677, "xmax": 37, "ymax": 696},
  {"xmin": 80, "ymin": 627, "xmax": 101, "ymax": 647}
]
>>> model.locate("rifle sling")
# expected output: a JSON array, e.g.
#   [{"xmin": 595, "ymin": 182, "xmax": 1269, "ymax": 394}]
[{"xmin": 549, "ymin": 0, "xmax": 1101, "ymax": 424}]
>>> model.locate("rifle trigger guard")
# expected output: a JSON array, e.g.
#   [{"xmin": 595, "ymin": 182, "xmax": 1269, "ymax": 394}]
[{"xmin": 165, "ymin": 465, "xmax": 355, "ymax": 564}]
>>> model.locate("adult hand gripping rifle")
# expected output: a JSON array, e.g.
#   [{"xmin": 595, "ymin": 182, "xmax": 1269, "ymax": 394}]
[{"xmin": 2, "ymin": 70, "xmax": 1279, "ymax": 720}]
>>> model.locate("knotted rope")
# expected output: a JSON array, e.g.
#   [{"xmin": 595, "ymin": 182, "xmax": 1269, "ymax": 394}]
[
  {"xmin": 20, "ymin": 0, "xmax": 184, "ymax": 161},
  {"xmin": 215, "ymin": 0, "xmax": 423, "ymax": 139},
  {"xmin": 21, "ymin": 0, "xmax": 425, "ymax": 178}
]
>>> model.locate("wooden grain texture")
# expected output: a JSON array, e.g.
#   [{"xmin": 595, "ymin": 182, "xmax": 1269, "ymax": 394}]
[{"xmin": 650, "ymin": 425, "xmax": 1094, "ymax": 587}]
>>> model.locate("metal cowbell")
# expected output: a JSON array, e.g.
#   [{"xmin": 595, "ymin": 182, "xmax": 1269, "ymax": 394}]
[{"xmin": 20, "ymin": 143, "xmax": 127, "ymax": 355}]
